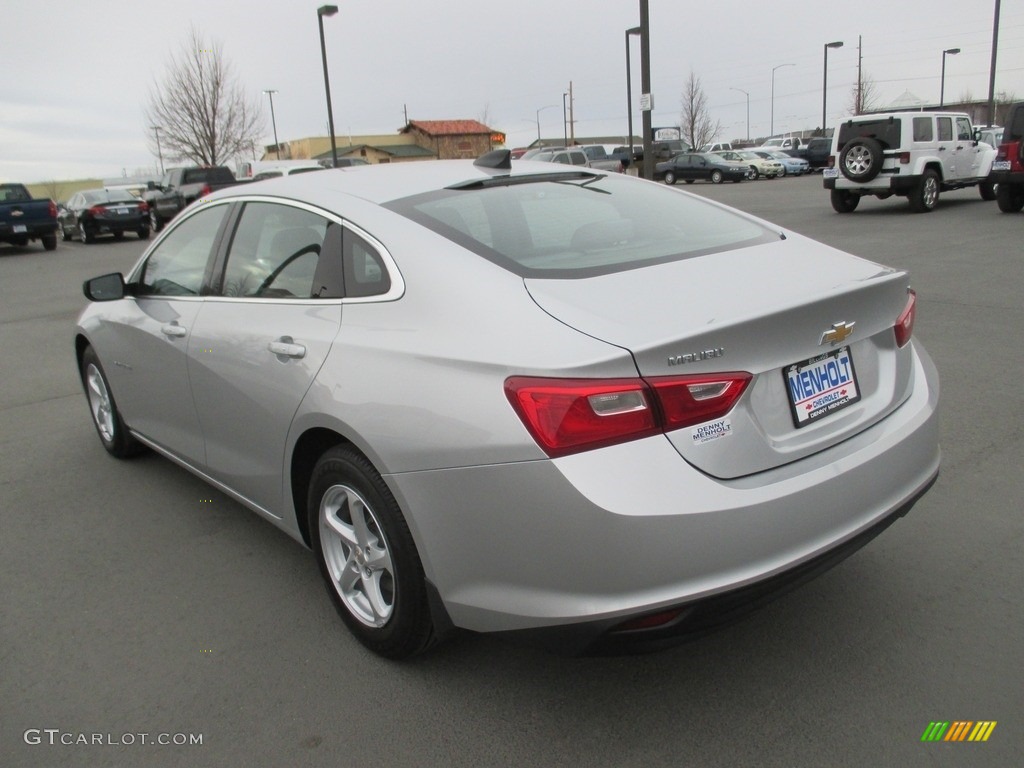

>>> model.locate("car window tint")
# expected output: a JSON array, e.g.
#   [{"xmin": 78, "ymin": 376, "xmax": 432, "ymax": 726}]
[
  {"xmin": 138, "ymin": 206, "xmax": 227, "ymax": 296},
  {"xmin": 343, "ymin": 230, "xmax": 391, "ymax": 298},
  {"xmin": 937, "ymin": 117, "xmax": 953, "ymax": 141},
  {"xmin": 912, "ymin": 118, "xmax": 933, "ymax": 142},
  {"xmin": 389, "ymin": 173, "xmax": 775, "ymax": 279},
  {"xmin": 221, "ymin": 202, "xmax": 329, "ymax": 298}
]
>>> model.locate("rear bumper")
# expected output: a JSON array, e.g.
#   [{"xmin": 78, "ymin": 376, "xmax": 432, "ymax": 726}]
[
  {"xmin": 389, "ymin": 342, "xmax": 940, "ymax": 648},
  {"xmin": 824, "ymin": 174, "xmax": 920, "ymax": 194}
]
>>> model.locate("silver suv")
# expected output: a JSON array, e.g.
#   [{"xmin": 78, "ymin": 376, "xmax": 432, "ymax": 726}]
[{"xmin": 823, "ymin": 111, "xmax": 997, "ymax": 213}]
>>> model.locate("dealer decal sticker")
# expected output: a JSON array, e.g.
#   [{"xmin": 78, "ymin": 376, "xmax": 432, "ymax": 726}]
[{"xmin": 691, "ymin": 418, "xmax": 732, "ymax": 445}]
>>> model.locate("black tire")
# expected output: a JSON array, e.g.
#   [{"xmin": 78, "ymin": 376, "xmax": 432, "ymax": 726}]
[
  {"xmin": 909, "ymin": 170, "xmax": 940, "ymax": 213},
  {"xmin": 830, "ymin": 190, "xmax": 860, "ymax": 213},
  {"xmin": 996, "ymin": 182, "xmax": 1024, "ymax": 213},
  {"xmin": 41, "ymin": 234, "xmax": 57, "ymax": 251},
  {"xmin": 839, "ymin": 137, "xmax": 884, "ymax": 182},
  {"xmin": 309, "ymin": 446, "xmax": 435, "ymax": 659},
  {"xmin": 978, "ymin": 181, "xmax": 997, "ymax": 201},
  {"xmin": 138, "ymin": 228, "xmax": 151, "ymax": 240},
  {"xmin": 778, "ymin": 166, "xmax": 787, "ymax": 177},
  {"xmin": 79, "ymin": 221, "xmax": 95, "ymax": 244},
  {"xmin": 80, "ymin": 345, "xmax": 144, "ymax": 459},
  {"xmin": 710, "ymin": 170, "xmax": 724, "ymax": 184},
  {"xmin": 149, "ymin": 209, "xmax": 163, "ymax": 233},
  {"xmin": 748, "ymin": 167, "xmax": 759, "ymax": 180},
  {"xmin": 60, "ymin": 222, "xmax": 70, "ymax": 241},
  {"xmin": 664, "ymin": 170, "xmax": 676, "ymax": 185}
]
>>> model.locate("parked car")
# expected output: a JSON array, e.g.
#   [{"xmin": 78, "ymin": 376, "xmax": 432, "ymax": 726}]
[
  {"xmin": 751, "ymin": 149, "xmax": 810, "ymax": 176},
  {"xmin": 331, "ymin": 158, "xmax": 370, "ymax": 168},
  {"xmin": 75, "ymin": 152, "xmax": 939, "ymax": 658},
  {"xmin": 528, "ymin": 147, "xmax": 590, "ymax": 167},
  {"xmin": 716, "ymin": 150, "xmax": 783, "ymax": 179},
  {"xmin": 0, "ymin": 183, "xmax": 58, "ymax": 251},
  {"xmin": 823, "ymin": 111, "xmax": 997, "ymax": 213},
  {"xmin": 977, "ymin": 126, "xmax": 1003, "ymax": 149},
  {"xmin": 761, "ymin": 137, "xmax": 804, "ymax": 151},
  {"xmin": 802, "ymin": 138, "xmax": 833, "ymax": 171},
  {"xmin": 578, "ymin": 144, "xmax": 626, "ymax": 172},
  {"xmin": 990, "ymin": 103, "xmax": 1024, "ymax": 213},
  {"xmin": 655, "ymin": 152, "xmax": 748, "ymax": 184},
  {"xmin": 698, "ymin": 142, "xmax": 734, "ymax": 154},
  {"xmin": 58, "ymin": 188, "xmax": 150, "ymax": 243},
  {"xmin": 252, "ymin": 165, "xmax": 325, "ymax": 181}
]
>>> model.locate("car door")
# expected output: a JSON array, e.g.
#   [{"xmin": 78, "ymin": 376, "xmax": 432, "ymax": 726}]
[
  {"xmin": 954, "ymin": 116, "xmax": 984, "ymax": 178},
  {"xmin": 95, "ymin": 203, "xmax": 231, "ymax": 465},
  {"xmin": 186, "ymin": 199, "xmax": 344, "ymax": 516},
  {"xmin": 935, "ymin": 116, "xmax": 957, "ymax": 179}
]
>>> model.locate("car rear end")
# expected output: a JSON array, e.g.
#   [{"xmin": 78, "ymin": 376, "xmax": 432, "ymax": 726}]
[
  {"xmin": 382, "ymin": 169, "xmax": 940, "ymax": 651},
  {"xmin": 85, "ymin": 196, "xmax": 148, "ymax": 237},
  {"xmin": 991, "ymin": 103, "xmax": 1024, "ymax": 196}
]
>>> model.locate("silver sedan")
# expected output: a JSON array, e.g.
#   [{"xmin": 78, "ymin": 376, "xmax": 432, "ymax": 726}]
[{"xmin": 74, "ymin": 152, "xmax": 940, "ymax": 658}]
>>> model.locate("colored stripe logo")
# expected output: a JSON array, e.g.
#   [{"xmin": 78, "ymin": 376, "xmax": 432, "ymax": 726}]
[{"xmin": 921, "ymin": 721, "xmax": 997, "ymax": 742}]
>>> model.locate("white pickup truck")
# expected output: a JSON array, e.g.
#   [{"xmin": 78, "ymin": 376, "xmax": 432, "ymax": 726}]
[{"xmin": 823, "ymin": 111, "xmax": 997, "ymax": 213}]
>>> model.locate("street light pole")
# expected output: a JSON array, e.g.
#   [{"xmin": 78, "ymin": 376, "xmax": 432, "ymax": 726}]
[
  {"xmin": 317, "ymin": 5, "xmax": 339, "ymax": 168},
  {"xmin": 562, "ymin": 92, "xmax": 568, "ymax": 147},
  {"xmin": 263, "ymin": 89, "xmax": 280, "ymax": 158},
  {"xmin": 822, "ymin": 41, "xmax": 844, "ymax": 134},
  {"xmin": 731, "ymin": 87, "xmax": 749, "ymax": 141},
  {"xmin": 940, "ymin": 48, "xmax": 960, "ymax": 109},
  {"xmin": 535, "ymin": 104, "xmax": 557, "ymax": 142},
  {"xmin": 150, "ymin": 125, "xmax": 164, "ymax": 175},
  {"xmin": 771, "ymin": 63, "xmax": 794, "ymax": 137},
  {"xmin": 625, "ymin": 27, "xmax": 641, "ymax": 163}
]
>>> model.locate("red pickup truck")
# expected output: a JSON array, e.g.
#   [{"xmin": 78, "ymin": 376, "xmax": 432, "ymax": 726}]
[{"xmin": 0, "ymin": 184, "xmax": 58, "ymax": 251}]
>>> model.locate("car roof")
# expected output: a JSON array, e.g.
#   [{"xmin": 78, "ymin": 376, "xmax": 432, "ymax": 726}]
[{"xmin": 204, "ymin": 159, "xmax": 610, "ymax": 207}]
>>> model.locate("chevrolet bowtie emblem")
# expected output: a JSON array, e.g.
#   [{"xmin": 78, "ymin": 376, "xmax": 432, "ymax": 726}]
[{"xmin": 820, "ymin": 321, "xmax": 855, "ymax": 346}]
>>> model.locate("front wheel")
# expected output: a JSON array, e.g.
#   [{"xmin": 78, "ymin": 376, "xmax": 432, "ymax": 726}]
[
  {"xmin": 79, "ymin": 221, "xmax": 95, "ymax": 244},
  {"xmin": 149, "ymin": 209, "xmax": 163, "ymax": 232},
  {"xmin": 710, "ymin": 170, "xmax": 723, "ymax": 184},
  {"xmin": 747, "ymin": 167, "xmax": 759, "ymax": 180},
  {"xmin": 909, "ymin": 170, "xmax": 940, "ymax": 213},
  {"xmin": 309, "ymin": 446, "xmax": 436, "ymax": 659},
  {"xmin": 664, "ymin": 171, "xmax": 676, "ymax": 185},
  {"xmin": 996, "ymin": 182, "xmax": 1024, "ymax": 213},
  {"xmin": 80, "ymin": 346, "xmax": 144, "ymax": 459},
  {"xmin": 830, "ymin": 189, "xmax": 860, "ymax": 213}
]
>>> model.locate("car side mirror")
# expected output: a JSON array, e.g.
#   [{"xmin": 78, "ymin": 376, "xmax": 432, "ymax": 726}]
[{"xmin": 83, "ymin": 273, "xmax": 126, "ymax": 302}]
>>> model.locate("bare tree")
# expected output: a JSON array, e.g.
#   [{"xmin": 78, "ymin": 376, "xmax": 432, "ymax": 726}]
[
  {"xmin": 680, "ymin": 72, "xmax": 721, "ymax": 149},
  {"xmin": 848, "ymin": 72, "xmax": 881, "ymax": 115},
  {"xmin": 144, "ymin": 27, "xmax": 264, "ymax": 166}
]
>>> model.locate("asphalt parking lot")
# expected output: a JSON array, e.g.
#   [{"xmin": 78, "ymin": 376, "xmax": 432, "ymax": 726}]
[{"xmin": 2, "ymin": 175, "xmax": 1021, "ymax": 767}]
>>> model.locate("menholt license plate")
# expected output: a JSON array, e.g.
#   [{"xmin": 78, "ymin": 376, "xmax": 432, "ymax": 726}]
[{"xmin": 784, "ymin": 346, "xmax": 860, "ymax": 428}]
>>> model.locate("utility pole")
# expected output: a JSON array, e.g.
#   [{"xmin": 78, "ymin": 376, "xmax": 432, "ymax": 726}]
[
  {"xmin": 640, "ymin": 0, "xmax": 653, "ymax": 181},
  {"xmin": 856, "ymin": 36, "xmax": 863, "ymax": 114},
  {"xmin": 988, "ymin": 0, "xmax": 1001, "ymax": 126},
  {"xmin": 568, "ymin": 81, "xmax": 575, "ymax": 144}
]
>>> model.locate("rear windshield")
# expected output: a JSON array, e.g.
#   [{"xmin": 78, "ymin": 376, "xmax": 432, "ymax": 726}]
[
  {"xmin": 182, "ymin": 167, "xmax": 235, "ymax": 185},
  {"xmin": 836, "ymin": 118, "xmax": 902, "ymax": 149},
  {"xmin": 386, "ymin": 173, "xmax": 776, "ymax": 279}
]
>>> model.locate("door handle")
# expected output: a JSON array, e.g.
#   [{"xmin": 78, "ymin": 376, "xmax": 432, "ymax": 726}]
[
  {"xmin": 161, "ymin": 323, "xmax": 187, "ymax": 338},
  {"xmin": 268, "ymin": 338, "xmax": 306, "ymax": 359}
]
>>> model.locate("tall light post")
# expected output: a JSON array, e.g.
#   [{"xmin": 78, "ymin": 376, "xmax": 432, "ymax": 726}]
[
  {"xmin": 562, "ymin": 92, "xmax": 568, "ymax": 147},
  {"xmin": 822, "ymin": 41, "xmax": 844, "ymax": 134},
  {"xmin": 317, "ymin": 5, "xmax": 339, "ymax": 168},
  {"xmin": 771, "ymin": 63, "xmax": 794, "ymax": 137},
  {"xmin": 535, "ymin": 104, "xmax": 557, "ymax": 142},
  {"xmin": 940, "ymin": 48, "xmax": 960, "ymax": 109},
  {"xmin": 263, "ymin": 89, "xmax": 280, "ymax": 158},
  {"xmin": 150, "ymin": 125, "xmax": 164, "ymax": 175},
  {"xmin": 731, "ymin": 87, "xmax": 749, "ymax": 141},
  {"xmin": 625, "ymin": 26, "xmax": 641, "ymax": 161}
]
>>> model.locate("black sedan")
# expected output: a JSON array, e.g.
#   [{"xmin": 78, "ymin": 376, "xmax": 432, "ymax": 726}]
[
  {"xmin": 654, "ymin": 152, "xmax": 748, "ymax": 185},
  {"xmin": 58, "ymin": 189, "xmax": 150, "ymax": 243}
]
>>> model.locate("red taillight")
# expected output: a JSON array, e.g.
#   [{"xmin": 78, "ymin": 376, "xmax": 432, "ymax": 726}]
[
  {"xmin": 897, "ymin": 151, "xmax": 911, "ymax": 164},
  {"xmin": 87, "ymin": 205, "xmax": 107, "ymax": 216},
  {"xmin": 137, "ymin": 200, "xmax": 149, "ymax": 212},
  {"xmin": 827, "ymin": 155, "xmax": 835, "ymax": 169},
  {"xmin": 48, "ymin": 200, "xmax": 58, "ymax": 219},
  {"xmin": 894, "ymin": 290, "xmax": 917, "ymax": 348},
  {"xmin": 505, "ymin": 372, "xmax": 751, "ymax": 457},
  {"xmin": 199, "ymin": 183, "xmax": 212, "ymax": 197}
]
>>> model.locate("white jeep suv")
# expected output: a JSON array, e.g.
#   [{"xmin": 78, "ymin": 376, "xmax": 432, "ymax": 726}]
[{"xmin": 823, "ymin": 111, "xmax": 997, "ymax": 213}]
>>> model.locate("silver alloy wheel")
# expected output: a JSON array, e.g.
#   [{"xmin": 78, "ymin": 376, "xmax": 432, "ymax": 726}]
[
  {"xmin": 85, "ymin": 363, "xmax": 115, "ymax": 443},
  {"xmin": 922, "ymin": 176, "xmax": 939, "ymax": 208},
  {"xmin": 843, "ymin": 145, "xmax": 873, "ymax": 176},
  {"xmin": 319, "ymin": 484, "xmax": 395, "ymax": 628}
]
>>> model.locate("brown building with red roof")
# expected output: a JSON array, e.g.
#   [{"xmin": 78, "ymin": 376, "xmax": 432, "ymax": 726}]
[{"xmin": 400, "ymin": 120, "xmax": 506, "ymax": 160}]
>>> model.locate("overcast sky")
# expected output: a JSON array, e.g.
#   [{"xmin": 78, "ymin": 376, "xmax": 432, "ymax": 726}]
[{"xmin": 3, "ymin": 0, "xmax": 1022, "ymax": 183}]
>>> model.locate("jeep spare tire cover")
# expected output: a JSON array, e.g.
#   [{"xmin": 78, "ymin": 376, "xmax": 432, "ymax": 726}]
[{"xmin": 839, "ymin": 137, "xmax": 884, "ymax": 182}]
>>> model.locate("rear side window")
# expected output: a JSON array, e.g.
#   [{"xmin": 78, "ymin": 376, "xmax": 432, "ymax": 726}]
[
  {"xmin": 937, "ymin": 118, "xmax": 953, "ymax": 141},
  {"xmin": 837, "ymin": 118, "xmax": 901, "ymax": 149},
  {"xmin": 387, "ymin": 173, "xmax": 775, "ymax": 279},
  {"xmin": 912, "ymin": 118, "xmax": 933, "ymax": 142}
]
